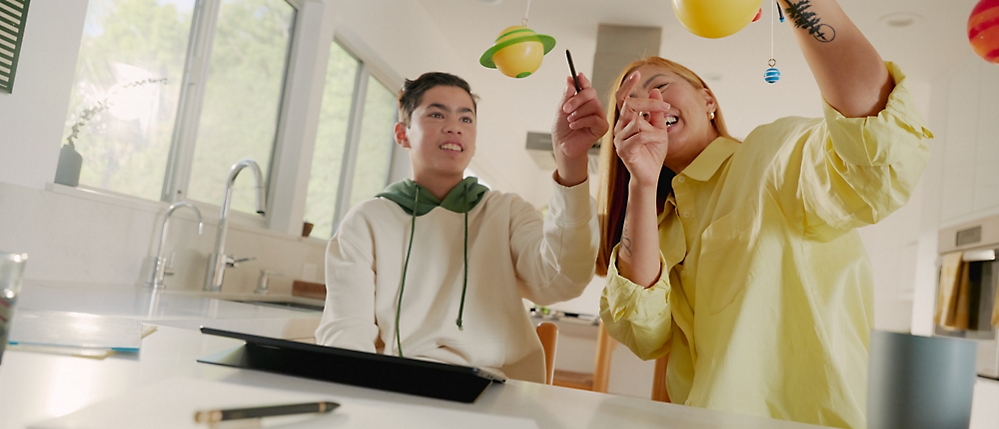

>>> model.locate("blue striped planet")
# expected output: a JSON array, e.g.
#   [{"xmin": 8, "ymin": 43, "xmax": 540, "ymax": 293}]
[{"xmin": 764, "ymin": 67, "xmax": 781, "ymax": 84}]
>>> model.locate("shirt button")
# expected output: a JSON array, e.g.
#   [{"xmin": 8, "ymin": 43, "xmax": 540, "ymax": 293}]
[
  {"xmin": 682, "ymin": 212, "xmax": 691, "ymax": 218},
  {"xmin": 677, "ymin": 176, "xmax": 686, "ymax": 183}
]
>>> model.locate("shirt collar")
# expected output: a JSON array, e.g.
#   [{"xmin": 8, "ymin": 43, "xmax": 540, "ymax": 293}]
[
  {"xmin": 659, "ymin": 193, "xmax": 676, "ymax": 223},
  {"xmin": 679, "ymin": 137, "xmax": 740, "ymax": 182}
]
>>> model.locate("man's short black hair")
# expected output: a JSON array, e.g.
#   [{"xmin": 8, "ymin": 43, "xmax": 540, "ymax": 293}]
[{"xmin": 398, "ymin": 72, "xmax": 478, "ymax": 126}]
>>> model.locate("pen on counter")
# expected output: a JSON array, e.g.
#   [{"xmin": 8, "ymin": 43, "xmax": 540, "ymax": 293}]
[
  {"xmin": 565, "ymin": 49, "xmax": 582, "ymax": 93},
  {"xmin": 194, "ymin": 401, "xmax": 339, "ymax": 424}
]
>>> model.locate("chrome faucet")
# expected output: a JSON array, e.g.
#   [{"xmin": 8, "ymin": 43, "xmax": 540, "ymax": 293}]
[
  {"xmin": 255, "ymin": 269, "xmax": 283, "ymax": 295},
  {"xmin": 203, "ymin": 159, "xmax": 267, "ymax": 292},
  {"xmin": 149, "ymin": 202, "xmax": 203, "ymax": 289}
]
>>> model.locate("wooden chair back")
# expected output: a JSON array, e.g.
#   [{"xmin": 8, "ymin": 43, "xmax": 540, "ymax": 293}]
[
  {"xmin": 651, "ymin": 354, "xmax": 670, "ymax": 402},
  {"xmin": 535, "ymin": 322, "xmax": 559, "ymax": 385}
]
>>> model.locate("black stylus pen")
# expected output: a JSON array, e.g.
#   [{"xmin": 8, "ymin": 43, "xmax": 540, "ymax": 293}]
[
  {"xmin": 194, "ymin": 401, "xmax": 339, "ymax": 424},
  {"xmin": 565, "ymin": 49, "xmax": 582, "ymax": 93}
]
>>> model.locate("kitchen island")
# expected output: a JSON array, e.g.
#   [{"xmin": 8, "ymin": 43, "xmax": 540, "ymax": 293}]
[{"xmin": 0, "ymin": 282, "xmax": 831, "ymax": 429}]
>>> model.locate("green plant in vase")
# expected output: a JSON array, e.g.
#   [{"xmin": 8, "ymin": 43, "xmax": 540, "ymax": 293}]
[{"xmin": 56, "ymin": 78, "xmax": 167, "ymax": 187}]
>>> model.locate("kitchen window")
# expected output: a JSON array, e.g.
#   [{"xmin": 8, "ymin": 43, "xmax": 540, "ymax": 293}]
[
  {"xmin": 61, "ymin": 0, "xmax": 296, "ymax": 215},
  {"xmin": 303, "ymin": 41, "xmax": 398, "ymax": 240}
]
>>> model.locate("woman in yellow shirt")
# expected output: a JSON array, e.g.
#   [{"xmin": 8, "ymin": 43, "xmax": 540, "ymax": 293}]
[{"xmin": 590, "ymin": 1, "xmax": 932, "ymax": 428}]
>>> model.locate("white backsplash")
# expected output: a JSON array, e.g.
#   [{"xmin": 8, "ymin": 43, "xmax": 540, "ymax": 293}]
[{"xmin": 0, "ymin": 181, "xmax": 326, "ymax": 295}]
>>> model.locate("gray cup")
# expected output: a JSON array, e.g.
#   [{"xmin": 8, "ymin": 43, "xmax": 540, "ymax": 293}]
[
  {"xmin": 0, "ymin": 252, "xmax": 27, "ymax": 365},
  {"xmin": 867, "ymin": 330, "xmax": 977, "ymax": 429}
]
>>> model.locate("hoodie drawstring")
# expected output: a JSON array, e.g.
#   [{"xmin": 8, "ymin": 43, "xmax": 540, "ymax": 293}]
[
  {"xmin": 392, "ymin": 181, "xmax": 477, "ymax": 357},
  {"xmin": 455, "ymin": 190, "xmax": 469, "ymax": 330},
  {"xmin": 394, "ymin": 186, "xmax": 419, "ymax": 357}
]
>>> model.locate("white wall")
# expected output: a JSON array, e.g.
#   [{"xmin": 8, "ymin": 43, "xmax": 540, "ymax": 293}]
[{"xmin": 0, "ymin": 0, "xmax": 87, "ymax": 190}]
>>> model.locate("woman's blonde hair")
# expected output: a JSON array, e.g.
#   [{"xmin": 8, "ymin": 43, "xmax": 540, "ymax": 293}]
[{"xmin": 595, "ymin": 57, "xmax": 736, "ymax": 276}]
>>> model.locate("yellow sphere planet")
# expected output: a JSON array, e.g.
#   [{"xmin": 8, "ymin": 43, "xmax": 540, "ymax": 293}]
[
  {"xmin": 493, "ymin": 40, "xmax": 545, "ymax": 78},
  {"xmin": 480, "ymin": 26, "xmax": 556, "ymax": 78},
  {"xmin": 672, "ymin": 0, "xmax": 762, "ymax": 39}
]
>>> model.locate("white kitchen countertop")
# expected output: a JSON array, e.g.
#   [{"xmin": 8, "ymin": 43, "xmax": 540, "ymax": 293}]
[
  {"xmin": 0, "ymin": 325, "xmax": 831, "ymax": 429},
  {"xmin": 0, "ymin": 281, "xmax": 836, "ymax": 429},
  {"xmin": 14, "ymin": 280, "xmax": 323, "ymax": 339}
]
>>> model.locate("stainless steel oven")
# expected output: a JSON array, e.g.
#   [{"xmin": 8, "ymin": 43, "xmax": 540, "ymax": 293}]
[{"xmin": 936, "ymin": 215, "xmax": 999, "ymax": 379}]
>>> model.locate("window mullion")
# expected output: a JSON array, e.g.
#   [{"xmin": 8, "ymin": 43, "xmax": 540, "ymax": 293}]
[
  {"xmin": 384, "ymin": 110, "xmax": 402, "ymax": 188},
  {"xmin": 331, "ymin": 63, "xmax": 370, "ymax": 230},
  {"xmin": 161, "ymin": 0, "xmax": 222, "ymax": 203},
  {"xmin": 265, "ymin": 2, "xmax": 326, "ymax": 235}
]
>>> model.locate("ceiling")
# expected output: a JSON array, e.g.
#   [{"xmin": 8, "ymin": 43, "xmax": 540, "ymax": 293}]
[{"xmin": 411, "ymin": 0, "xmax": 980, "ymax": 201}]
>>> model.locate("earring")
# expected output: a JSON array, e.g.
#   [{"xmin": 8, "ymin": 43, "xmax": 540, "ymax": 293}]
[{"xmin": 709, "ymin": 111, "xmax": 716, "ymax": 120}]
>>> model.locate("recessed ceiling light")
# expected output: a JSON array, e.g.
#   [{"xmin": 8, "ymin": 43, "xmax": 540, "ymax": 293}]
[
  {"xmin": 879, "ymin": 12, "xmax": 922, "ymax": 28},
  {"xmin": 476, "ymin": 0, "xmax": 502, "ymax": 5}
]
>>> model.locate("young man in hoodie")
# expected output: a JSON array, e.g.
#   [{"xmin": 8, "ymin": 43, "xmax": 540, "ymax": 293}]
[{"xmin": 315, "ymin": 71, "xmax": 606, "ymax": 383}]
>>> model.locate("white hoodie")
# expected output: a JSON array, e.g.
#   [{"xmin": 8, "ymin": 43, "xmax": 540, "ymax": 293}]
[{"xmin": 315, "ymin": 178, "xmax": 598, "ymax": 382}]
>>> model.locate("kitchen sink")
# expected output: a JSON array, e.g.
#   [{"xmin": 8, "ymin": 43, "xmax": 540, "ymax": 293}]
[
  {"xmin": 157, "ymin": 289, "xmax": 326, "ymax": 313},
  {"xmin": 229, "ymin": 299, "xmax": 325, "ymax": 312}
]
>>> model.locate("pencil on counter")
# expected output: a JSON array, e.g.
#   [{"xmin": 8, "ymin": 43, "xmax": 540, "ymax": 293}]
[{"xmin": 194, "ymin": 401, "xmax": 339, "ymax": 424}]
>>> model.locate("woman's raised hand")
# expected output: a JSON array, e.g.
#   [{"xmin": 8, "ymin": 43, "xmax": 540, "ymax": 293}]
[{"xmin": 613, "ymin": 71, "xmax": 671, "ymax": 188}]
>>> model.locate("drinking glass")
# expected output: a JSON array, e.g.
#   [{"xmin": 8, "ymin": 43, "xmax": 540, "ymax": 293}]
[{"xmin": 0, "ymin": 252, "xmax": 28, "ymax": 365}]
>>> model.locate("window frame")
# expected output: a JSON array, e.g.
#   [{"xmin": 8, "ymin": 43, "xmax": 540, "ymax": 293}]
[
  {"xmin": 61, "ymin": 0, "xmax": 303, "ymax": 231},
  {"xmin": 331, "ymin": 46, "xmax": 399, "ymax": 230},
  {"xmin": 59, "ymin": 0, "xmax": 409, "ymax": 238},
  {"xmin": 162, "ymin": 0, "xmax": 298, "ymax": 227},
  {"xmin": 305, "ymin": 35, "xmax": 404, "ymax": 236}
]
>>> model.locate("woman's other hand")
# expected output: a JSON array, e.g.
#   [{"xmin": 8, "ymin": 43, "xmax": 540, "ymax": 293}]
[{"xmin": 614, "ymin": 71, "xmax": 671, "ymax": 188}]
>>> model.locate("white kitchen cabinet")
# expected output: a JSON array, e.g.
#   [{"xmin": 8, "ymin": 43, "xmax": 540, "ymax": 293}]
[
  {"xmin": 973, "ymin": 64, "xmax": 999, "ymax": 214},
  {"xmin": 940, "ymin": 55, "xmax": 999, "ymax": 225},
  {"xmin": 941, "ymin": 55, "xmax": 982, "ymax": 223}
]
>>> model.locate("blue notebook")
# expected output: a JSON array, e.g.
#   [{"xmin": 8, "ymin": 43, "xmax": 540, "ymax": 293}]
[{"xmin": 8, "ymin": 310, "xmax": 144, "ymax": 352}]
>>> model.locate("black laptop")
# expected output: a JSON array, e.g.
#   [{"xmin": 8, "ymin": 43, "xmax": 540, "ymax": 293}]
[{"xmin": 196, "ymin": 327, "xmax": 505, "ymax": 403}]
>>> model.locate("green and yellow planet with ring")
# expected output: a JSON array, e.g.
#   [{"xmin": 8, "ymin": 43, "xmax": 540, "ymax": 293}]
[{"xmin": 480, "ymin": 26, "xmax": 556, "ymax": 78}]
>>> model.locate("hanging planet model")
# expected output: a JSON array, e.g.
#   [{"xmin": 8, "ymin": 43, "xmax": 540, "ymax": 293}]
[
  {"xmin": 764, "ymin": 67, "xmax": 781, "ymax": 84},
  {"xmin": 672, "ymin": 0, "xmax": 762, "ymax": 39},
  {"xmin": 480, "ymin": 26, "xmax": 556, "ymax": 78},
  {"xmin": 969, "ymin": 0, "xmax": 999, "ymax": 64}
]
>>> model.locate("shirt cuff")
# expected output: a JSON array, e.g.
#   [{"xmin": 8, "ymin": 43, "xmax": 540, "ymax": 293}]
[
  {"xmin": 603, "ymin": 244, "xmax": 670, "ymax": 322},
  {"xmin": 548, "ymin": 173, "xmax": 594, "ymax": 225}
]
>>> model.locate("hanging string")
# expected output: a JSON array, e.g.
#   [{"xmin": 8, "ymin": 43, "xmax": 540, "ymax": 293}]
[
  {"xmin": 522, "ymin": 0, "xmax": 532, "ymax": 26},
  {"xmin": 770, "ymin": 0, "xmax": 775, "ymax": 62},
  {"xmin": 764, "ymin": 0, "xmax": 781, "ymax": 84}
]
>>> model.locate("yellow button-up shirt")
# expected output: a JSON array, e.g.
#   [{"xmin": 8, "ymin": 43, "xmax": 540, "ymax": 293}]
[{"xmin": 600, "ymin": 63, "xmax": 932, "ymax": 429}]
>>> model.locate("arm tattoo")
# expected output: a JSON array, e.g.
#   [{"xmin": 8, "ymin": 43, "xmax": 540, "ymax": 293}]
[
  {"xmin": 785, "ymin": 0, "xmax": 836, "ymax": 42},
  {"xmin": 621, "ymin": 225, "xmax": 633, "ymax": 257}
]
